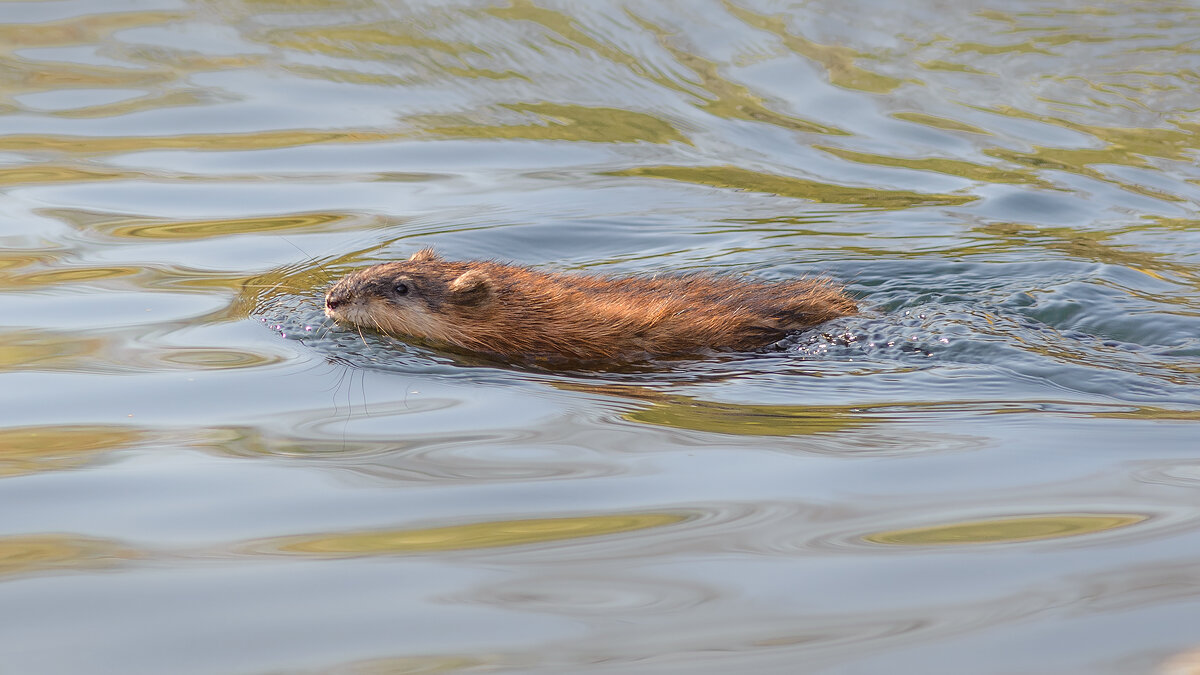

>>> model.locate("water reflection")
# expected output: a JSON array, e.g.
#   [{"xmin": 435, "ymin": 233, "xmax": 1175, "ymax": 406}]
[
  {"xmin": 96, "ymin": 212, "xmax": 353, "ymax": 239},
  {"xmin": 0, "ymin": 330, "xmax": 107, "ymax": 372},
  {"xmin": 0, "ymin": 424, "xmax": 149, "ymax": 477},
  {"xmin": 2, "ymin": 1, "xmax": 1200, "ymax": 674},
  {"xmin": 0, "ymin": 164, "xmax": 134, "ymax": 185},
  {"xmin": 724, "ymin": 3, "xmax": 906, "ymax": 94},
  {"xmin": 217, "ymin": 419, "xmax": 625, "ymax": 482},
  {"xmin": 0, "ymin": 533, "xmax": 140, "ymax": 578},
  {"xmin": 0, "ymin": 129, "xmax": 405, "ymax": 154},
  {"xmin": 561, "ymin": 384, "xmax": 868, "ymax": 436},
  {"xmin": 611, "ymin": 164, "xmax": 974, "ymax": 208},
  {"xmin": 412, "ymin": 103, "xmax": 687, "ymax": 144},
  {"xmin": 865, "ymin": 513, "xmax": 1147, "ymax": 546},
  {"xmin": 247, "ymin": 513, "xmax": 689, "ymax": 557},
  {"xmin": 471, "ymin": 573, "xmax": 716, "ymax": 616}
]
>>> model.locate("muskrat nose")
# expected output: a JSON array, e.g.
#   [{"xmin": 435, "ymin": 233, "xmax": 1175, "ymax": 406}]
[{"xmin": 325, "ymin": 289, "xmax": 350, "ymax": 311}]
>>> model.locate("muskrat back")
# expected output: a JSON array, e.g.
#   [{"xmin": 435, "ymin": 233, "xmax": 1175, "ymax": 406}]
[{"xmin": 324, "ymin": 248, "xmax": 856, "ymax": 362}]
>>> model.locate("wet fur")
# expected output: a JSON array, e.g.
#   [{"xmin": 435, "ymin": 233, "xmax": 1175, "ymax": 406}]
[{"xmin": 324, "ymin": 249, "xmax": 857, "ymax": 362}]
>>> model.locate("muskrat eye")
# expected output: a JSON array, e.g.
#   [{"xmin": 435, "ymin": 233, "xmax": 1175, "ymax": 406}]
[{"xmin": 394, "ymin": 282, "xmax": 409, "ymax": 296}]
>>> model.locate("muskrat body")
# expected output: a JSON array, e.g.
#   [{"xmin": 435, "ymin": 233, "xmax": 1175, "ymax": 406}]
[{"xmin": 324, "ymin": 249, "xmax": 856, "ymax": 362}]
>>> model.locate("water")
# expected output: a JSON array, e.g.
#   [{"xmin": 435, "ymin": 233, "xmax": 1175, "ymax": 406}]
[{"xmin": 2, "ymin": 1, "xmax": 1199, "ymax": 673}]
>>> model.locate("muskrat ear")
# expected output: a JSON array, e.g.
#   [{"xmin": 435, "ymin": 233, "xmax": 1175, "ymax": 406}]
[
  {"xmin": 409, "ymin": 248, "xmax": 441, "ymax": 263},
  {"xmin": 448, "ymin": 269, "xmax": 492, "ymax": 306}
]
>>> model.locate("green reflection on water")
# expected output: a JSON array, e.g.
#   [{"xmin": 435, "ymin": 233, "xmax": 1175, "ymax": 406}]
[
  {"xmin": 0, "ymin": 56, "xmax": 171, "ymax": 96},
  {"xmin": 10, "ymin": 266, "xmax": 137, "ymax": 285},
  {"xmin": 259, "ymin": 513, "xmax": 687, "ymax": 557},
  {"xmin": 0, "ymin": 130, "xmax": 399, "ymax": 155},
  {"xmin": 953, "ymin": 41, "xmax": 1054, "ymax": 57},
  {"xmin": 892, "ymin": 112, "xmax": 991, "ymax": 135},
  {"xmin": 1085, "ymin": 407, "xmax": 1200, "ymax": 421},
  {"xmin": 631, "ymin": 12, "xmax": 846, "ymax": 136},
  {"xmin": 0, "ymin": 425, "xmax": 146, "ymax": 477},
  {"xmin": 865, "ymin": 513, "xmax": 1146, "ymax": 545},
  {"xmin": 0, "ymin": 165, "xmax": 134, "ymax": 186},
  {"xmin": 973, "ymin": 221, "xmax": 1198, "ymax": 285},
  {"xmin": 0, "ymin": 331, "xmax": 108, "ymax": 373},
  {"xmin": 0, "ymin": 534, "xmax": 140, "ymax": 578},
  {"xmin": 562, "ymin": 382, "xmax": 870, "ymax": 437},
  {"xmin": 260, "ymin": 10, "xmax": 527, "ymax": 83},
  {"xmin": 49, "ymin": 90, "xmax": 216, "ymax": 120},
  {"xmin": 487, "ymin": 0, "xmax": 846, "ymax": 135},
  {"xmin": 415, "ymin": 102, "xmax": 688, "ymax": 144},
  {"xmin": 916, "ymin": 59, "xmax": 988, "ymax": 74},
  {"xmin": 818, "ymin": 145, "xmax": 1044, "ymax": 186},
  {"xmin": 724, "ymin": 2, "xmax": 906, "ymax": 93},
  {"xmin": 157, "ymin": 348, "xmax": 285, "ymax": 369},
  {"xmin": 610, "ymin": 165, "xmax": 975, "ymax": 208},
  {"xmin": 102, "ymin": 212, "xmax": 349, "ymax": 240},
  {"xmin": 265, "ymin": 22, "xmax": 483, "ymax": 58},
  {"xmin": 982, "ymin": 106, "xmax": 1200, "ymax": 167},
  {"xmin": 625, "ymin": 396, "xmax": 863, "ymax": 437},
  {"xmin": 0, "ymin": 10, "xmax": 183, "ymax": 48}
]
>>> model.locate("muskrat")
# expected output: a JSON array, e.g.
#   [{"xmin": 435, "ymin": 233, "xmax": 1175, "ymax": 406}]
[{"xmin": 324, "ymin": 249, "xmax": 856, "ymax": 362}]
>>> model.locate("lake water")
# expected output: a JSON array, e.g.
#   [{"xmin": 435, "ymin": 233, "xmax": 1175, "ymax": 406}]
[{"xmin": 3, "ymin": 1, "xmax": 1200, "ymax": 673}]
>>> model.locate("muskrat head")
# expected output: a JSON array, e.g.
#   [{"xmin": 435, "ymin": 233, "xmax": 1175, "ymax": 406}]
[{"xmin": 324, "ymin": 248, "xmax": 494, "ymax": 342}]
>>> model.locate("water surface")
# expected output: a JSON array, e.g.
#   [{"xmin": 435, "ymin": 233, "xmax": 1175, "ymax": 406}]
[{"xmin": 2, "ymin": 1, "xmax": 1200, "ymax": 673}]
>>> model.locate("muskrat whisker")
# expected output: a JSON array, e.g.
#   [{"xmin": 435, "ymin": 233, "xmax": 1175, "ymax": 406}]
[
  {"xmin": 368, "ymin": 316, "xmax": 387, "ymax": 338},
  {"xmin": 279, "ymin": 236, "xmax": 341, "ymax": 290},
  {"xmin": 280, "ymin": 235, "xmax": 314, "ymax": 262},
  {"xmin": 241, "ymin": 283, "xmax": 304, "ymax": 292},
  {"xmin": 322, "ymin": 361, "xmax": 345, "ymax": 395},
  {"xmin": 242, "ymin": 273, "xmax": 308, "ymax": 301},
  {"xmin": 313, "ymin": 320, "xmax": 335, "ymax": 341}
]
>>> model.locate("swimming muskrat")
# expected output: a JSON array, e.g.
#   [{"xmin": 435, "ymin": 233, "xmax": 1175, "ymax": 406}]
[{"xmin": 324, "ymin": 249, "xmax": 856, "ymax": 362}]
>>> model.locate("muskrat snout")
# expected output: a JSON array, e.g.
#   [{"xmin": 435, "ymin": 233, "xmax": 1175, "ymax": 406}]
[{"xmin": 325, "ymin": 287, "xmax": 351, "ymax": 312}]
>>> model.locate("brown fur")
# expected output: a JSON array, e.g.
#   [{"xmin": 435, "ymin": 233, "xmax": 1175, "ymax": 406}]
[{"xmin": 324, "ymin": 249, "xmax": 856, "ymax": 362}]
